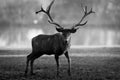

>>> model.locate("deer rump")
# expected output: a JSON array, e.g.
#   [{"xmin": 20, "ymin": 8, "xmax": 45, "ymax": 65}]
[{"xmin": 32, "ymin": 33, "xmax": 69, "ymax": 56}]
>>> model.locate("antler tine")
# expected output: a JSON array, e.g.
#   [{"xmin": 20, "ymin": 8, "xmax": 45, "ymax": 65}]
[
  {"xmin": 81, "ymin": 4, "xmax": 87, "ymax": 15},
  {"xmin": 36, "ymin": 5, "xmax": 45, "ymax": 14},
  {"xmin": 35, "ymin": 0, "xmax": 55, "ymax": 21},
  {"xmin": 46, "ymin": 0, "xmax": 55, "ymax": 15},
  {"xmin": 44, "ymin": 0, "xmax": 55, "ymax": 22},
  {"xmin": 84, "ymin": 6, "xmax": 87, "ymax": 14},
  {"xmin": 72, "ymin": 5, "xmax": 95, "ymax": 29},
  {"xmin": 89, "ymin": 8, "xmax": 95, "ymax": 14}
]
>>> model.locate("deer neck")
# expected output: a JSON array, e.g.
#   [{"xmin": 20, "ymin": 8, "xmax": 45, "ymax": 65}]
[
  {"xmin": 61, "ymin": 32, "xmax": 71, "ymax": 54},
  {"xmin": 61, "ymin": 32, "xmax": 71, "ymax": 43}
]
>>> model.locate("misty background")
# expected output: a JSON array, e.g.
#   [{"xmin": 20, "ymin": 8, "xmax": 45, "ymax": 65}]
[{"xmin": 0, "ymin": 0, "xmax": 120, "ymax": 49}]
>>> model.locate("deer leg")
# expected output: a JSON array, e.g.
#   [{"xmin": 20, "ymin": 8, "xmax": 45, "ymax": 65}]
[
  {"xmin": 64, "ymin": 51, "xmax": 71, "ymax": 76},
  {"xmin": 55, "ymin": 55, "xmax": 59, "ymax": 76},
  {"xmin": 30, "ymin": 59, "xmax": 35, "ymax": 75},
  {"xmin": 24, "ymin": 54, "xmax": 31, "ymax": 76},
  {"xmin": 30, "ymin": 53, "xmax": 43, "ymax": 75}
]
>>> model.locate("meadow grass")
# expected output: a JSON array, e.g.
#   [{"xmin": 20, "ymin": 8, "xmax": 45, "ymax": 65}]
[{"xmin": 0, "ymin": 55, "xmax": 120, "ymax": 80}]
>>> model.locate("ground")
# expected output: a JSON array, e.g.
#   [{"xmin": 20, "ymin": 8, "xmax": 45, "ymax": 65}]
[{"xmin": 0, "ymin": 49, "xmax": 120, "ymax": 80}]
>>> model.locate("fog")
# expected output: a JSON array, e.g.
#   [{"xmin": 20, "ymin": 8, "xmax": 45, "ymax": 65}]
[{"xmin": 0, "ymin": 0, "xmax": 120, "ymax": 49}]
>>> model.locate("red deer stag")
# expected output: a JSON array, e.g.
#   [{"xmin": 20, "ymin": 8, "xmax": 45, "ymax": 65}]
[{"xmin": 24, "ymin": 0, "xmax": 95, "ymax": 76}]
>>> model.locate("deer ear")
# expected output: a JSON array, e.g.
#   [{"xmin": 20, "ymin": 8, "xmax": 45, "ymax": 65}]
[
  {"xmin": 70, "ymin": 29, "xmax": 77, "ymax": 33},
  {"xmin": 56, "ymin": 28, "xmax": 63, "ymax": 32}
]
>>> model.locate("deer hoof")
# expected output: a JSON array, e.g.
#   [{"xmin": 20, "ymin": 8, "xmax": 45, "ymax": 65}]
[{"xmin": 68, "ymin": 70, "xmax": 71, "ymax": 76}]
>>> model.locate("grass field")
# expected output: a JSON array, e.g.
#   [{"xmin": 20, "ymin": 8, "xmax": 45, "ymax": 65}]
[{"xmin": 0, "ymin": 48, "xmax": 120, "ymax": 80}]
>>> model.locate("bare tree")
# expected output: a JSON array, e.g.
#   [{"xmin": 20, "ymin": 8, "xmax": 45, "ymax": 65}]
[{"xmin": 24, "ymin": 0, "xmax": 95, "ymax": 77}]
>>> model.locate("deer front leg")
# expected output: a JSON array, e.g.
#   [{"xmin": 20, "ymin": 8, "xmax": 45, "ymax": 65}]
[
  {"xmin": 54, "ymin": 55, "xmax": 59, "ymax": 76},
  {"xmin": 64, "ymin": 51, "xmax": 71, "ymax": 76}
]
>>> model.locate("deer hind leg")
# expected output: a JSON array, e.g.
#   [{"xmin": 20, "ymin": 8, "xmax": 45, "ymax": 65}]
[
  {"xmin": 24, "ymin": 52, "xmax": 37, "ymax": 75},
  {"xmin": 29, "ymin": 53, "xmax": 43, "ymax": 75},
  {"xmin": 24, "ymin": 53, "xmax": 32, "ymax": 76},
  {"xmin": 55, "ymin": 55, "xmax": 60, "ymax": 77},
  {"xmin": 64, "ymin": 51, "xmax": 71, "ymax": 76}
]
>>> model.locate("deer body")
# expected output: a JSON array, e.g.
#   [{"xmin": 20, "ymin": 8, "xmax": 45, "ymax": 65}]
[
  {"xmin": 31, "ymin": 33, "xmax": 70, "ymax": 56},
  {"xmin": 25, "ymin": 33, "xmax": 71, "ymax": 76}
]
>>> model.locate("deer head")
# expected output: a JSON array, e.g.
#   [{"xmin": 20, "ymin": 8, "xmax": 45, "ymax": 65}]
[{"xmin": 36, "ymin": 0, "xmax": 95, "ymax": 39}]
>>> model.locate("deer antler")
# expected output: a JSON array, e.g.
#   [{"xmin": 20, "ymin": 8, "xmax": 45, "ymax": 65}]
[
  {"xmin": 36, "ymin": 0, "xmax": 63, "ymax": 29},
  {"xmin": 48, "ymin": 20, "xmax": 63, "ymax": 29},
  {"xmin": 72, "ymin": 4, "xmax": 95, "ymax": 29}
]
